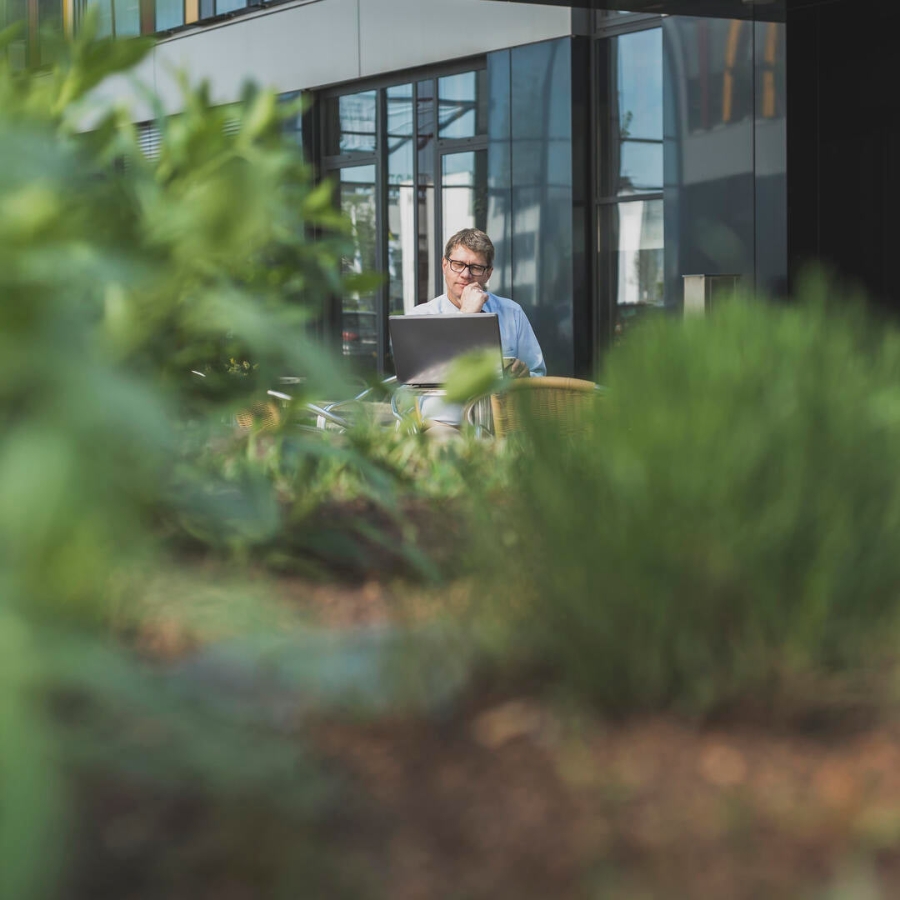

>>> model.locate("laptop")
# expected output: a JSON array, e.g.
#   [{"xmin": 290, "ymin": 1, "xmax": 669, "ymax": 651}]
[{"xmin": 389, "ymin": 313, "xmax": 503, "ymax": 387}]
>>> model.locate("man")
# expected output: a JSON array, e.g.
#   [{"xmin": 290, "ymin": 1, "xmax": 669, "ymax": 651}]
[
  {"xmin": 405, "ymin": 228, "xmax": 546, "ymax": 431},
  {"xmin": 409, "ymin": 228, "xmax": 545, "ymax": 377}
]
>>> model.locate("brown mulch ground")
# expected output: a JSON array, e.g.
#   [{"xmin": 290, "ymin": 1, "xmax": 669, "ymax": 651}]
[
  {"xmin": 85, "ymin": 570, "xmax": 900, "ymax": 899},
  {"xmin": 307, "ymin": 700, "xmax": 900, "ymax": 900}
]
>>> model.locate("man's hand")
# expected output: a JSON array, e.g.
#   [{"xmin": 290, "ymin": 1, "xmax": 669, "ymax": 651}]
[
  {"xmin": 505, "ymin": 358, "xmax": 529, "ymax": 378},
  {"xmin": 459, "ymin": 283, "xmax": 489, "ymax": 313}
]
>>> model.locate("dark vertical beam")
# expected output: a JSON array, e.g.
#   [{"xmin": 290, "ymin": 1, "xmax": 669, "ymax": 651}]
[
  {"xmin": 571, "ymin": 35, "xmax": 594, "ymax": 378},
  {"xmin": 375, "ymin": 87, "xmax": 388, "ymax": 375},
  {"xmin": 486, "ymin": 48, "xmax": 513, "ymax": 298},
  {"xmin": 785, "ymin": 0, "xmax": 819, "ymax": 291},
  {"xmin": 26, "ymin": 0, "xmax": 38, "ymax": 66},
  {"xmin": 140, "ymin": 0, "xmax": 154, "ymax": 33}
]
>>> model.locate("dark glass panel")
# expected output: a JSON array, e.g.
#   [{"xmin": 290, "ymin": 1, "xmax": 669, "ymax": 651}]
[
  {"xmin": 754, "ymin": 20, "xmax": 787, "ymax": 296},
  {"xmin": 610, "ymin": 27, "xmax": 663, "ymax": 196},
  {"xmin": 339, "ymin": 166, "xmax": 378, "ymax": 367},
  {"xmin": 679, "ymin": 18, "xmax": 754, "ymax": 134},
  {"xmin": 486, "ymin": 49, "xmax": 512, "ymax": 297},
  {"xmin": 91, "ymin": 0, "xmax": 138, "ymax": 37},
  {"xmin": 387, "ymin": 84, "xmax": 415, "ymax": 314},
  {"xmin": 510, "ymin": 38, "xmax": 574, "ymax": 377},
  {"xmin": 663, "ymin": 17, "xmax": 755, "ymax": 306},
  {"xmin": 325, "ymin": 90, "xmax": 376, "ymax": 156},
  {"xmin": 95, "ymin": 0, "xmax": 113, "ymax": 37},
  {"xmin": 156, "ymin": 0, "xmax": 185, "ymax": 31},
  {"xmin": 602, "ymin": 199, "xmax": 665, "ymax": 345},
  {"xmin": 216, "ymin": 0, "xmax": 246, "ymax": 15},
  {"xmin": 5, "ymin": 0, "xmax": 27, "ymax": 68},
  {"xmin": 113, "ymin": 0, "xmax": 141, "ymax": 34},
  {"xmin": 437, "ymin": 69, "xmax": 487, "ymax": 139},
  {"xmin": 279, "ymin": 91, "xmax": 304, "ymax": 157}
]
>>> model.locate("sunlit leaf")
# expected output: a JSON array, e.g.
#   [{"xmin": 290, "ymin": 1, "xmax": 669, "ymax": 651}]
[{"xmin": 442, "ymin": 348, "xmax": 505, "ymax": 404}]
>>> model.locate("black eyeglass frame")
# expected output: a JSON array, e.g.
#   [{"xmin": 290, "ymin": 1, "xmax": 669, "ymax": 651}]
[{"xmin": 444, "ymin": 256, "xmax": 493, "ymax": 277}]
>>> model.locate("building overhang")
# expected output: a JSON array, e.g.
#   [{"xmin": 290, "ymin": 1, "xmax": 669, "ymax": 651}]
[{"xmin": 482, "ymin": 0, "xmax": 832, "ymax": 23}]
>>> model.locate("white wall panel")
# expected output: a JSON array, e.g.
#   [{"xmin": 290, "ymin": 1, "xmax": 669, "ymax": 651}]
[
  {"xmin": 89, "ymin": 0, "xmax": 571, "ymax": 121},
  {"xmin": 358, "ymin": 0, "xmax": 571, "ymax": 77},
  {"xmin": 153, "ymin": 0, "xmax": 360, "ymax": 112}
]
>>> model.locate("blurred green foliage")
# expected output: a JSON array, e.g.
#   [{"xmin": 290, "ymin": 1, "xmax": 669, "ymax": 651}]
[
  {"xmin": 9, "ymin": 13, "xmax": 900, "ymax": 899},
  {"xmin": 473, "ymin": 276, "xmax": 900, "ymax": 718},
  {"xmin": 0, "ymin": 18, "xmax": 390, "ymax": 898}
]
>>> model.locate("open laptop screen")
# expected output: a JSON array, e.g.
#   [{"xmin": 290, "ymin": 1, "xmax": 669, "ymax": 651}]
[{"xmin": 389, "ymin": 313, "xmax": 503, "ymax": 387}]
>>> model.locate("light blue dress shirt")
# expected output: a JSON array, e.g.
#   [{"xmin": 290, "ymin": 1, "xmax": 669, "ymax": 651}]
[{"xmin": 405, "ymin": 292, "xmax": 546, "ymax": 425}]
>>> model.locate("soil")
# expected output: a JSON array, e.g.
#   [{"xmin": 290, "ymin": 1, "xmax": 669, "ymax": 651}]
[{"xmin": 69, "ymin": 569, "xmax": 900, "ymax": 900}]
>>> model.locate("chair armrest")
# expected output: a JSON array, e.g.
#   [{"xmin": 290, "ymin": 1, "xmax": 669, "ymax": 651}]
[{"xmin": 304, "ymin": 403, "xmax": 352, "ymax": 431}]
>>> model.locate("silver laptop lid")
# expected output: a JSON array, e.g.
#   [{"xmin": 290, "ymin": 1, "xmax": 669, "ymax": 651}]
[{"xmin": 389, "ymin": 313, "xmax": 502, "ymax": 387}]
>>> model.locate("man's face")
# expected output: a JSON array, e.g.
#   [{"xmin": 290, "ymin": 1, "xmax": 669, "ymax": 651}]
[{"xmin": 442, "ymin": 244, "xmax": 493, "ymax": 307}]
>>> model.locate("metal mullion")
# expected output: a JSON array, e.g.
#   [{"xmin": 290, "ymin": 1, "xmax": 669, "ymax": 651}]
[
  {"xmin": 435, "ymin": 135, "xmax": 488, "ymax": 153},
  {"xmin": 595, "ymin": 13, "xmax": 663, "ymax": 39},
  {"xmin": 26, "ymin": 0, "xmax": 38, "ymax": 65},
  {"xmin": 594, "ymin": 31, "xmax": 611, "ymax": 360},
  {"xmin": 323, "ymin": 153, "xmax": 377, "ymax": 169},
  {"xmin": 375, "ymin": 87, "xmax": 388, "ymax": 376},
  {"xmin": 597, "ymin": 192, "xmax": 664, "ymax": 205},
  {"xmin": 584, "ymin": 31, "xmax": 600, "ymax": 377},
  {"xmin": 431, "ymin": 75, "xmax": 443, "ymax": 299},
  {"xmin": 412, "ymin": 80, "xmax": 420, "ymax": 308},
  {"xmin": 140, "ymin": 0, "xmax": 155, "ymax": 34},
  {"xmin": 320, "ymin": 57, "xmax": 485, "ymax": 105}
]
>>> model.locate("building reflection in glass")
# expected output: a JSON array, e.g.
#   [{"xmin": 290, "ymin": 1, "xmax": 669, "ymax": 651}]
[
  {"xmin": 387, "ymin": 84, "xmax": 415, "ymax": 315},
  {"xmin": 598, "ymin": 26, "xmax": 665, "ymax": 345},
  {"xmin": 416, "ymin": 79, "xmax": 436, "ymax": 304},
  {"xmin": 323, "ymin": 70, "xmax": 488, "ymax": 372},
  {"xmin": 339, "ymin": 166, "xmax": 378, "ymax": 366},
  {"xmin": 663, "ymin": 16, "xmax": 786, "ymax": 301},
  {"xmin": 438, "ymin": 70, "xmax": 488, "ymax": 139},
  {"xmin": 488, "ymin": 38, "xmax": 575, "ymax": 376},
  {"xmin": 441, "ymin": 150, "xmax": 488, "ymax": 250},
  {"xmin": 326, "ymin": 90, "xmax": 377, "ymax": 156}
]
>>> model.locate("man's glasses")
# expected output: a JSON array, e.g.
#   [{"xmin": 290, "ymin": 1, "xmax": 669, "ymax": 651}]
[{"xmin": 445, "ymin": 257, "xmax": 491, "ymax": 278}]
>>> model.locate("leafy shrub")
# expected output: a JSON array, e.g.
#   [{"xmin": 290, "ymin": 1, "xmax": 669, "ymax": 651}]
[
  {"xmin": 0, "ymin": 21, "xmax": 378, "ymax": 898},
  {"xmin": 474, "ymin": 276, "xmax": 900, "ymax": 717}
]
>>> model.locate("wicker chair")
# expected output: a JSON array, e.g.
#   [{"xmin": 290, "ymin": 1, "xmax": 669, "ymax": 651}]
[
  {"xmin": 234, "ymin": 399, "xmax": 281, "ymax": 431},
  {"xmin": 465, "ymin": 376, "xmax": 603, "ymax": 439}
]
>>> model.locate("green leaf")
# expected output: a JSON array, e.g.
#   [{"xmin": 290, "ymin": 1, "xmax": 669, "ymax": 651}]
[{"xmin": 442, "ymin": 348, "xmax": 505, "ymax": 404}]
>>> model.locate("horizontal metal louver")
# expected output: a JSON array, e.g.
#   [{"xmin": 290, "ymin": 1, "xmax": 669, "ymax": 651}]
[
  {"xmin": 136, "ymin": 122, "xmax": 163, "ymax": 160},
  {"xmin": 223, "ymin": 113, "xmax": 241, "ymax": 136}
]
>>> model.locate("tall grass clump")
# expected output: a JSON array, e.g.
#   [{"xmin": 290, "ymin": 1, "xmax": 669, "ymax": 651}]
[{"xmin": 475, "ymin": 276, "xmax": 900, "ymax": 717}]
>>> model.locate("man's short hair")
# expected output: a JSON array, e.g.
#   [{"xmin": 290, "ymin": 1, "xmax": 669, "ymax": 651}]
[{"xmin": 444, "ymin": 228, "xmax": 494, "ymax": 269}]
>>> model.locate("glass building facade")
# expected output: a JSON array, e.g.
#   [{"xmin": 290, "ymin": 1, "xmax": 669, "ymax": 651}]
[
  {"xmin": 320, "ymin": 64, "xmax": 489, "ymax": 374},
  {"xmin": 311, "ymin": 6, "xmax": 787, "ymax": 378},
  {"xmin": 6, "ymin": 0, "xmax": 803, "ymax": 379}
]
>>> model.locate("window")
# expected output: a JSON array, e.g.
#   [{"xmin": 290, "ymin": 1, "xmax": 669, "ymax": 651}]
[
  {"xmin": 198, "ymin": 0, "xmax": 247, "ymax": 19},
  {"xmin": 2, "ymin": 0, "xmax": 63, "ymax": 67},
  {"xmin": 323, "ymin": 63, "xmax": 488, "ymax": 374},
  {"xmin": 596, "ymin": 23, "xmax": 665, "ymax": 348},
  {"xmin": 156, "ymin": 0, "xmax": 185, "ymax": 31},
  {"xmin": 91, "ymin": 0, "xmax": 141, "ymax": 37}
]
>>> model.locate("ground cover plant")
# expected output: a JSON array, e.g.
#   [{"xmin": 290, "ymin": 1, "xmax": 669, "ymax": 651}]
[{"xmin": 470, "ymin": 276, "xmax": 900, "ymax": 721}]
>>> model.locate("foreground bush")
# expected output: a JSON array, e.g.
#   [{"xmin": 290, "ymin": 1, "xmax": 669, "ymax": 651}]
[
  {"xmin": 0, "ymin": 21, "xmax": 373, "ymax": 898},
  {"xmin": 475, "ymin": 279, "xmax": 900, "ymax": 717}
]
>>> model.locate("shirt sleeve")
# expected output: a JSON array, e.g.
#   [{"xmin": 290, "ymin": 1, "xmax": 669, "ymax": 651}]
[{"xmin": 516, "ymin": 310, "xmax": 547, "ymax": 377}]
